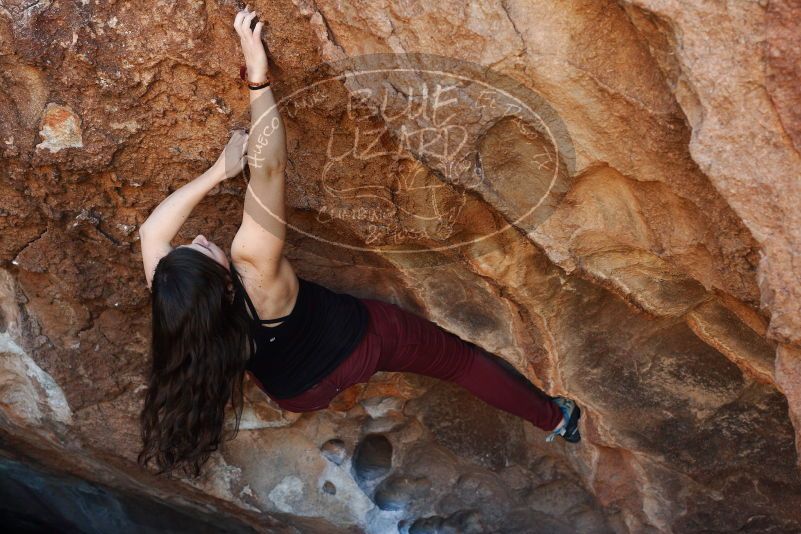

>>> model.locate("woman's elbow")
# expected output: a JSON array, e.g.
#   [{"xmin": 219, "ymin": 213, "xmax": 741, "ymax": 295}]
[
  {"xmin": 266, "ymin": 161, "xmax": 286, "ymax": 176},
  {"xmin": 251, "ymin": 162, "xmax": 286, "ymax": 179}
]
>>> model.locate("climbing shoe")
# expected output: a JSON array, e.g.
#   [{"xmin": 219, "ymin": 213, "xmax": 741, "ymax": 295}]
[{"xmin": 545, "ymin": 396, "xmax": 581, "ymax": 443}]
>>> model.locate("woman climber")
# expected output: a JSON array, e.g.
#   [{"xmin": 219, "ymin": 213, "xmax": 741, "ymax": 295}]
[{"xmin": 137, "ymin": 6, "xmax": 582, "ymax": 478}]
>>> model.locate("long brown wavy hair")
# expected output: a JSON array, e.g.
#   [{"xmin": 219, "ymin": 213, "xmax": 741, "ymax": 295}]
[{"xmin": 137, "ymin": 247, "xmax": 253, "ymax": 478}]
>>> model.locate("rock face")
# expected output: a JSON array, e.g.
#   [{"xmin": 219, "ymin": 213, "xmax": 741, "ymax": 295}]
[{"xmin": 1, "ymin": 0, "xmax": 800, "ymax": 532}]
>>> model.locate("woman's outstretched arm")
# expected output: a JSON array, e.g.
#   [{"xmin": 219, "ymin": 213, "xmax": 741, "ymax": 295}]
[
  {"xmin": 230, "ymin": 7, "xmax": 289, "ymax": 283},
  {"xmin": 139, "ymin": 131, "xmax": 248, "ymax": 289}
]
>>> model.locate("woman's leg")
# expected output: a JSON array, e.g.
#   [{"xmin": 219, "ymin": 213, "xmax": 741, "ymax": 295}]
[{"xmin": 364, "ymin": 298, "xmax": 564, "ymax": 431}]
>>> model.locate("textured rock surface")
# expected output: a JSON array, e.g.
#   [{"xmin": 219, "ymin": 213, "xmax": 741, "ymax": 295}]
[{"xmin": 1, "ymin": 0, "xmax": 800, "ymax": 532}]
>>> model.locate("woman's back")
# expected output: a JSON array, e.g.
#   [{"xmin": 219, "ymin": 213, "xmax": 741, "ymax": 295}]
[{"xmin": 230, "ymin": 261, "xmax": 369, "ymax": 399}]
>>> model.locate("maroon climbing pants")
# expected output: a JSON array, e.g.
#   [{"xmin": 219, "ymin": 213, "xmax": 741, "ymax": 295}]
[{"xmin": 266, "ymin": 297, "xmax": 564, "ymax": 431}]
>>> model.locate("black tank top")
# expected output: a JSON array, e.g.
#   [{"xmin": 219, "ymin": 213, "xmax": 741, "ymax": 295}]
[{"xmin": 230, "ymin": 265, "xmax": 369, "ymax": 399}]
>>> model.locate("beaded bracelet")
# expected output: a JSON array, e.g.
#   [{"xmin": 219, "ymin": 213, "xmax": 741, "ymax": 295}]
[{"xmin": 239, "ymin": 65, "xmax": 271, "ymax": 90}]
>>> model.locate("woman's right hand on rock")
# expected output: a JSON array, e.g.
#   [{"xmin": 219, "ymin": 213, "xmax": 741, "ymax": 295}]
[{"xmin": 234, "ymin": 5, "xmax": 269, "ymax": 82}]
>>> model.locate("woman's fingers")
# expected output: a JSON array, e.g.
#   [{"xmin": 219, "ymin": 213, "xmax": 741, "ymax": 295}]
[
  {"xmin": 233, "ymin": 6, "xmax": 253, "ymax": 35},
  {"xmin": 226, "ymin": 130, "xmax": 245, "ymax": 148},
  {"xmin": 218, "ymin": 130, "xmax": 249, "ymax": 179},
  {"xmin": 234, "ymin": 10, "xmax": 246, "ymax": 35},
  {"xmin": 238, "ymin": 132, "xmax": 249, "ymax": 155},
  {"xmin": 232, "ymin": 129, "xmax": 248, "ymax": 145},
  {"xmin": 234, "ymin": 6, "xmax": 265, "ymax": 66},
  {"xmin": 237, "ymin": 10, "xmax": 256, "ymax": 38},
  {"xmin": 242, "ymin": 10, "xmax": 258, "ymax": 35}
]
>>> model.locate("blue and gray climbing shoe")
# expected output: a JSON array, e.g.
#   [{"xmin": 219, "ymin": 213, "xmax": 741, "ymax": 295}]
[{"xmin": 545, "ymin": 396, "xmax": 581, "ymax": 443}]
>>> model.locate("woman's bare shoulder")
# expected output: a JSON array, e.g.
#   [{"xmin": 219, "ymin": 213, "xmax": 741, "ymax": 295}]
[{"xmin": 231, "ymin": 256, "xmax": 299, "ymax": 319}]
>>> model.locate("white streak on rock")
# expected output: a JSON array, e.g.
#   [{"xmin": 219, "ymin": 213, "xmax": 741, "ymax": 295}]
[{"xmin": 0, "ymin": 333, "xmax": 73, "ymax": 426}]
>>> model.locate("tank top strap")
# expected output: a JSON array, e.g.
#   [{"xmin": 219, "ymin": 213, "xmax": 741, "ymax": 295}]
[
  {"xmin": 230, "ymin": 264, "xmax": 261, "ymax": 322},
  {"xmin": 258, "ymin": 314, "xmax": 292, "ymax": 324}
]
